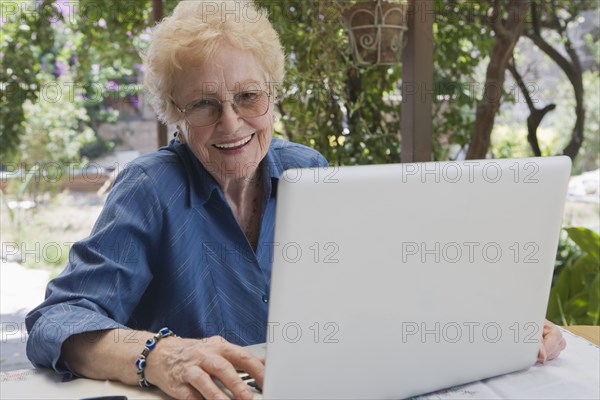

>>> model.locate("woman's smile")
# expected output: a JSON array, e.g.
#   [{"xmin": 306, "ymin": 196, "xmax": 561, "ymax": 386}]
[{"xmin": 213, "ymin": 133, "xmax": 255, "ymax": 151}]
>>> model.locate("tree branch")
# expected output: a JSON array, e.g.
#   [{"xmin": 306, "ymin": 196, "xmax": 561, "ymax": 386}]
[
  {"xmin": 525, "ymin": 31, "xmax": 578, "ymax": 89},
  {"xmin": 490, "ymin": 0, "xmax": 506, "ymax": 38},
  {"xmin": 549, "ymin": 0, "xmax": 571, "ymax": 37},
  {"xmin": 530, "ymin": 2, "xmax": 541, "ymax": 36},
  {"xmin": 526, "ymin": 0, "xmax": 586, "ymax": 160},
  {"xmin": 549, "ymin": 4, "xmax": 583, "ymax": 79},
  {"xmin": 508, "ymin": 58, "xmax": 556, "ymax": 157},
  {"xmin": 507, "ymin": 60, "xmax": 535, "ymax": 110}
]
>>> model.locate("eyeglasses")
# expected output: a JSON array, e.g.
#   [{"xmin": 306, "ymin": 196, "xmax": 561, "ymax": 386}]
[{"xmin": 172, "ymin": 90, "xmax": 271, "ymax": 127}]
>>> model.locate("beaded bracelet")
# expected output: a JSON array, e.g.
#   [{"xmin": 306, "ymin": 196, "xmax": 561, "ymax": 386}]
[{"xmin": 135, "ymin": 327, "xmax": 175, "ymax": 388}]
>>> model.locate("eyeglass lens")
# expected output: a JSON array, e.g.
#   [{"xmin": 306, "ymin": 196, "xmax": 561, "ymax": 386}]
[{"xmin": 185, "ymin": 91, "xmax": 269, "ymax": 127}]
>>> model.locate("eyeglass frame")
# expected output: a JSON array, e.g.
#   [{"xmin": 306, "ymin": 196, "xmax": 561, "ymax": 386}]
[{"xmin": 170, "ymin": 90, "xmax": 273, "ymax": 128}]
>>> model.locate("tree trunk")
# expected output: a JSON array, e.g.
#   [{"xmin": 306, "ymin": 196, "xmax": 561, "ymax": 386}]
[{"xmin": 466, "ymin": 0, "xmax": 531, "ymax": 160}]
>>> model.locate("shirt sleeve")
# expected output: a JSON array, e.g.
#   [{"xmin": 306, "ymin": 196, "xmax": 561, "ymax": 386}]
[
  {"xmin": 25, "ymin": 164, "xmax": 164, "ymax": 376},
  {"xmin": 275, "ymin": 140, "xmax": 329, "ymax": 170}
]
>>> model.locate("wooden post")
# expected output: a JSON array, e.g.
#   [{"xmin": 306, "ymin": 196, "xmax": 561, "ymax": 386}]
[
  {"xmin": 400, "ymin": 0, "xmax": 434, "ymax": 162},
  {"xmin": 153, "ymin": 0, "xmax": 168, "ymax": 148}
]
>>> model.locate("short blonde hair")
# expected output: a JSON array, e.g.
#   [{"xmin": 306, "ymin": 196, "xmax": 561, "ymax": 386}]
[{"xmin": 141, "ymin": 0, "xmax": 285, "ymax": 124}]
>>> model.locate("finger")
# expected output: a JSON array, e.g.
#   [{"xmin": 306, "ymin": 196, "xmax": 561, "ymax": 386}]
[
  {"xmin": 547, "ymin": 336, "xmax": 567, "ymax": 361},
  {"xmin": 222, "ymin": 344, "xmax": 265, "ymax": 389},
  {"xmin": 200, "ymin": 355, "xmax": 254, "ymax": 400},
  {"xmin": 543, "ymin": 320, "xmax": 552, "ymax": 330},
  {"xmin": 161, "ymin": 383, "xmax": 205, "ymax": 400},
  {"xmin": 541, "ymin": 323, "xmax": 566, "ymax": 361},
  {"xmin": 184, "ymin": 365, "xmax": 233, "ymax": 400},
  {"xmin": 537, "ymin": 343, "xmax": 547, "ymax": 363},
  {"xmin": 543, "ymin": 325, "xmax": 551, "ymax": 336}
]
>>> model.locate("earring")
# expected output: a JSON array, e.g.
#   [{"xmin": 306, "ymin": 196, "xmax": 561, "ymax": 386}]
[{"xmin": 179, "ymin": 131, "xmax": 187, "ymax": 144}]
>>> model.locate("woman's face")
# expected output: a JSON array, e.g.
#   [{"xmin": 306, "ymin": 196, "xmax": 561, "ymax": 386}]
[{"xmin": 172, "ymin": 43, "xmax": 273, "ymax": 183}]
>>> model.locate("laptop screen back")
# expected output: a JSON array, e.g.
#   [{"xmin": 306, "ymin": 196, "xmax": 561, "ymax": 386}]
[{"xmin": 263, "ymin": 156, "xmax": 571, "ymax": 399}]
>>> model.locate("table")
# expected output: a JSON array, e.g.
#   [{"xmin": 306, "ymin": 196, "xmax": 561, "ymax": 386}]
[
  {"xmin": 1, "ymin": 328, "xmax": 598, "ymax": 399},
  {"xmin": 563, "ymin": 325, "xmax": 600, "ymax": 346}
]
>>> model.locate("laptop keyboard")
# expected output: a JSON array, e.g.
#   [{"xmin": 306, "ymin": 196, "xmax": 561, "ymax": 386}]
[{"xmin": 239, "ymin": 371, "xmax": 262, "ymax": 392}]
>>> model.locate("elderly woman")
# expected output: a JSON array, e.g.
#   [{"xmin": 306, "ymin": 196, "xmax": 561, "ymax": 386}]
[{"xmin": 26, "ymin": 1, "xmax": 565, "ymax": 399}]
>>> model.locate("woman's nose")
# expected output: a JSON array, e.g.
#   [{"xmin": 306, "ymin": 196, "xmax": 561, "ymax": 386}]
[{"xmin": 217, "ymin": 101, "xmax": 243, "ymax": 132}]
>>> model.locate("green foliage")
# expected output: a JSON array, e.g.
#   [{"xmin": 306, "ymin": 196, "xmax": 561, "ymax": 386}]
[
  {"xmin": 490, "ymin": 126, "xmax": 532, "ymax": 159},
  {"xmin": 554, "ymin": 70, "xmax": 600, "ymax": 174},
  {"xmin": 19, "ymin": 71, "xmax": 96, "ymax": 166},
  {"xmin": 262, "ymin": 0, "xmax": 501, "ymax": 164},
  {"xmin": 1, "ymin": 0, "xmax": 59, "ymax": 158},
  {"xmin": 554, "ymin": 229, "xmax": 583, "ymax": 282},
  {"xmin": 259, "ymin": 0, "xmax": 401, "ymax": 165},
  {"xmin": 72, "ymin": 0, "xmax": 156, "ymax": 133},
  {"xmin": 2, "ymin": 1, "xmax": 99, "ymax": 200},
  {"xmin": 1, "ymin": 0, "xmax": 158, "ymax": 163},
  {"xmin": 72, "ymin": 0, "xmax": 152, "ymax": 82},
  {"xmin": 4, "ymin": 0, "xmax": 596, "ymax": 168},
  {"xmin": 432, "ymin": 0, "xmax": 494, "ymax": 159},
  {"xmin": 547, "ymin": 227, "xmax": 600, "ymax": 326},
  {"xmin": 520, "ymin": 0, "xmax": 598, "ymax": 163}
]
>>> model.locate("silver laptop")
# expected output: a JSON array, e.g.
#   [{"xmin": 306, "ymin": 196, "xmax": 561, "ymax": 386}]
[{"xmin": 258, "ymin": 156, "xmax": 571, "ymax": 399}]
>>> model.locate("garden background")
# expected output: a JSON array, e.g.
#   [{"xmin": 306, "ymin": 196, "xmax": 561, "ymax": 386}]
[{"xmin": 1, "ymin": 0, "xmax": 599, "ymax": 371}]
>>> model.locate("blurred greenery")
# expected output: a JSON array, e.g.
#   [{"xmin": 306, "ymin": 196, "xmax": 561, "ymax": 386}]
[
  {"xmin": 547, "ymin": 227, "xmax": 600, "ymax": 325},
  {"xmin": 1, "ymin": 0, "xmax": 58, "ymax": 158},
  {"xmin": 432, "ymin": 1, "xmax": 494, "ymax": 160},
  {"xmin": 261, "ymin": 0, "xmax": 403, "ymax": 165},
  {"xmin": 1, "ymin": 0, "xmax": 165, "ymax": 163},
  {"xmin": 1, "ymin": 0, "xmax": 598, "ymax": 166},
  {"xmin": 553, "ymin": 70, "xmax": 600, "ymax": 175}
]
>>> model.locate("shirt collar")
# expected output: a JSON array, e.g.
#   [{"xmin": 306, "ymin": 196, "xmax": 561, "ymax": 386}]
[
  {"xmin": 261, "ymin": 138, "xmax": 285, "ymax": 182},
  {"xmin": 168, "ymin": 138, "xmax": 284, "ymax": 209}
]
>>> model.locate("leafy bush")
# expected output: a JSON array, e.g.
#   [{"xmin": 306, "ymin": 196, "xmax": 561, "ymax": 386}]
[{"xmin": 547, "ymin": 227, "xmax": 600, "ymax": 325}]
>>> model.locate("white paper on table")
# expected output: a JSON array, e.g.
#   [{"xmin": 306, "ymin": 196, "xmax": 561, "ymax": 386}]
[
  {"xmin": 0, "ymin": 368, "xmax": 168, "ymax": 399},
  {"xmin": 413, "ymin": 328, "xmax": 600, "ymax": 400}
]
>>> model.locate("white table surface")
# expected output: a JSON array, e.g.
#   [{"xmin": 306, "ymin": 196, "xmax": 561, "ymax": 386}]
[{"xmin": 1, "ymin": 329, "xmax": 598, "ymax": 400}]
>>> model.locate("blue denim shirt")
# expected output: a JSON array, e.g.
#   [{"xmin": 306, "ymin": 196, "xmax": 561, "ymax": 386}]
[{"xmin": 25, "ymin": 138, "xmax": 327, "ymax": 374}]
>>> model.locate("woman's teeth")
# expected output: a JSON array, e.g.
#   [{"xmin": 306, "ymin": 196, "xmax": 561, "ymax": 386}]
[{"xmin": 214, "ymin": 134, "xmax": 253, "ymax": 149}]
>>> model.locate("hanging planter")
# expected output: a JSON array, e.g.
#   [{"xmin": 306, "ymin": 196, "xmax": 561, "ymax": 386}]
[{"xmin": 343, "ymin": 0, "xmax": 409, "ymax": 66}]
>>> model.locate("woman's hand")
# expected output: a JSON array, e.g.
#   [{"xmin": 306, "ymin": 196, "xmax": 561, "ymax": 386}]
[
  {"xmin": 146, "ymin": 335, "xmax": 264, "ymax": 400},
  {"xmin": 537, "ymin": 320, "xmax": 566, "ymax": 363}
]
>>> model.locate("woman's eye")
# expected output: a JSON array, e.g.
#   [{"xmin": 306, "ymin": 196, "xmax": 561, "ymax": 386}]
[
  {"xmin": 193, "ymin": 99, "xmax": 217, "ymax": 109},
  {"xmin": 238, "ymin": 92, "xmax": 259, "ymax": 102}
]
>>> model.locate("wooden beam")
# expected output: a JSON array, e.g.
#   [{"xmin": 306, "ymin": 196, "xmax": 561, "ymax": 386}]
[
  {"xmin": 400, "ymin": 0, "xmax": 434, "ymax": 162},
  {"xmin": 153, "ymin": 0, "xmax": 168, "ymax": 148}
]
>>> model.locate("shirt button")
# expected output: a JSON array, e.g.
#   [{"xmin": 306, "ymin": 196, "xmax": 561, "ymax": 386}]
[{"xmin": 262, "ymin": 294, "xmax": 269, "ymax": 303}]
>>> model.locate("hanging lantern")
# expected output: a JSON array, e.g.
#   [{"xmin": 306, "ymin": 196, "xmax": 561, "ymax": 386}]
[{"xmin": 343, "ymin": 0, "xmax": 409, "ymax": 66}]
